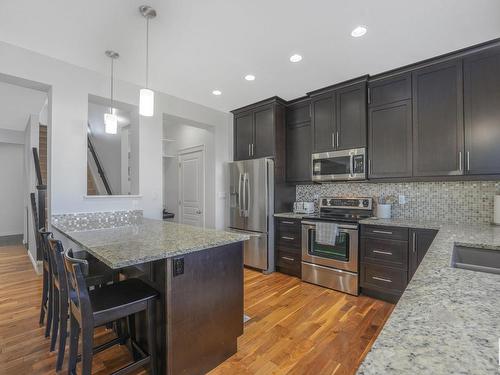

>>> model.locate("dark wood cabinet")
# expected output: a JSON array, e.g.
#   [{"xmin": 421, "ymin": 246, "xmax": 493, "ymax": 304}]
[
  {"xmin": 368, "ymin": 99, "xmax": 413, "ymax": 178},
  {"xmin": 310, "ymin": 77, "xmax": 367, "ymax": 153},
  {"xmin": 234, "ymin": 111, "xmax": 254, "ymax": 160},
  {"xmin": 464, "ymin": 46, "xmax": 500, "ymax": 175},
  {"xmin": 412, "ymin": 60, "xmax": 464, "ymax": 176},
  {"xmin": 311, "ymin": 93, "xmax": 335, "ymax": 153},
  {"xmin": 368, "ymin": 73, "xmax": 411, "ymax": 107},
  {"xmin": 408, "ymin": 229, "xmax": 438, "ymax": 280},
  {"xmin": 286, "ymin": 98, "xmax": 311, "ymax": 183},
  {"xmin": 232, "ymin": 97, "xmax": 286, "ymax": 162},
  {"xmin": 275, "ymin": 217, "xmax": 302, "ymax": 277}
]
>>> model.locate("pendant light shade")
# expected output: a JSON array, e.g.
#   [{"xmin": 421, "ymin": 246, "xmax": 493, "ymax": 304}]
[
  {"xmin": 104, "ymin": 112, "xmax": 118, "ymax": 134},
  {"xmin": 104, "ymin": 50, "xmax": 119, "ymax": 134},
  {"xmin": 139, "ymin": 88, "xmax": 154, "ymax": 116},
  {"xmin": 139, "ymin": 5, "xmax": 157, "ymax": 117}
]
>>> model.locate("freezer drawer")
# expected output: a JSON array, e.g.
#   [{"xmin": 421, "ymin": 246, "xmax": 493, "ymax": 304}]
[{"xmin": 228, "ymin": 229, "xmax": 269, "ymax": 271}]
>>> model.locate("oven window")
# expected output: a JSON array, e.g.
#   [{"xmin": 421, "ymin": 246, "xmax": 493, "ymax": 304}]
[
  {"xmin": 313, "ymin": 157, "xmax": 350, "ymax": 176},
  {"xmin": 308, "ymin": 229, "xmax": 349, "ymax": 261}
]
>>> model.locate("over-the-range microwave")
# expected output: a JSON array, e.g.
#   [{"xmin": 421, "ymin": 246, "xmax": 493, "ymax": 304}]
[{"xmin": 311, "ymin": 147, "xmax": 366, "ymax": 182}]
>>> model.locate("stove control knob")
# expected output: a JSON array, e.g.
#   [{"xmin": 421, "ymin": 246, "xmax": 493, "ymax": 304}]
[
  {"xmin": 322, "ymin": 198, "xmax": 328, "ymax": 206},
  {"xmin": 329, "ymin": 199, "xmax": 335, "ymax": 206},
  {"xmin": 362, "ymin": 199, "xmax": 369, "ymax": 207}
]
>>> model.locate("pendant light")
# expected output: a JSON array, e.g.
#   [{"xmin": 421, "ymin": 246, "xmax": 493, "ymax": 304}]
[
  {"xmin": 139, "ymin": 5, "xmax": 157, "ymax": 117},
  {"xmin": 104, "ymin": 50, "xmax": 119, "ymax": 134}
]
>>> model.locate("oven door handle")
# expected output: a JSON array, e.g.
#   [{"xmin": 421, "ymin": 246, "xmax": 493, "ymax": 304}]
[{"xmin": 301, "ymin": 221, "xmax": 358, "ymax": 230}]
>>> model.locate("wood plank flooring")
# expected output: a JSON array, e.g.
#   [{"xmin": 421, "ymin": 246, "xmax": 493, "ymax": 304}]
[{"xmin": 0, "ymin": 245, "xmax": 393, "ymax": 374}]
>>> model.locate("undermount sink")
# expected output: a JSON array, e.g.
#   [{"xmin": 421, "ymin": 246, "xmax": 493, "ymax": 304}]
[{"xmin": 452, "ymin": 245, "xmax": 500, "ymax": 275}]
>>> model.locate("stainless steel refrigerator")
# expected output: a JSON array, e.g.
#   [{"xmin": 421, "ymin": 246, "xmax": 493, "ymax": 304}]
[{"xmin": 228, "ymin": 158, "xmax": 275, "ymax": 273}]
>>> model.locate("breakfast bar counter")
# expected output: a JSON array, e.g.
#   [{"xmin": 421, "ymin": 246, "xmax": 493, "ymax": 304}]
[{"xmin": 52, "ymin": 216, "xmax": 248, "ymax": 375}]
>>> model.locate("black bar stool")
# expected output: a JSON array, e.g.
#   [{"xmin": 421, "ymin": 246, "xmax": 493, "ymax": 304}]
[
  {"xmin": 45, "ymin": 238, "xmax": 118, "ymax": 371},
  {"xmin": 39, "ymin": 229, "xmax": 53, "ymax": 337},
  {"xmin": 64, "ymin": 247, "xmax": 158, "ymax": 375}
]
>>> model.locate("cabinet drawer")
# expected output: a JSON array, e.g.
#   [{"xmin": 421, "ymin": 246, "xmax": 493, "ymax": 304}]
[
  {"xmin": 277, "ymin": 231, "xmax": 300, "ymax": 248},
  {"xmin": 361, "ymin": 238, "xmax": 408, "ymax": 268},
  {"xmin": 360, "ymin": 263, "xmax": 407, "ymax": 294},
  {"xmin": 361, "ymin": 225, "xmax": 409, "ymax": 241},
  {"xmin": 276, "ymin": 251, "xmax": 301, "ymax": 277},
  {"xmin": 277, "ymin": 218, "xmax": 301, "ymax": 233}
]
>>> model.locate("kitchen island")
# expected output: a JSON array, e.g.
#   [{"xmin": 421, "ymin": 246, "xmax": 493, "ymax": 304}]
[{"xmin": 52, "ymin": 217, "xmax": 248, "ymax": 375}]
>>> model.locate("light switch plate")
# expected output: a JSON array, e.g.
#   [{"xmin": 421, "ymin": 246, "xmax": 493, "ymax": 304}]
[{"xmin": 399, "ymin": 195, "xmax": 406, "ymax": 205}]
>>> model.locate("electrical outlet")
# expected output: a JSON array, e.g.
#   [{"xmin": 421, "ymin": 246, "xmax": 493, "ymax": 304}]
[
  {"xmin": 398, "ymin": 195, "xmax": 406, "ymax": 205},
  {"xmin": 173, "ymin": 257, "xmax": 184, "ymax": 276}
]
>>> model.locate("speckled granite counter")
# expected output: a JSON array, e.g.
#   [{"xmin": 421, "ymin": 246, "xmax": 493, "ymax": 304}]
[
  {"xmin": 357, "ymin": 218, "xmax": 500, "ymax": 374},
  {"xmin": 52, "ymin": 218, "xmax": 248, "ymax": 269},
  {"xmin": 274, "ymin": 212, "xmax": 309, "ymax": 219}
]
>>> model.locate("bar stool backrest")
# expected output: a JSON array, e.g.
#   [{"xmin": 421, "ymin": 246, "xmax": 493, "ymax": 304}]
[
  {"xmin": 47, "ymin": 239, "xmax": 69, "ymax": 293},
  {"xmin": 63, "ymin": 247, "xmax": 93, "ymax": 321},
  {"xmin": 38, "ymin": 228, "xmax": 52, "ymax": 266}
]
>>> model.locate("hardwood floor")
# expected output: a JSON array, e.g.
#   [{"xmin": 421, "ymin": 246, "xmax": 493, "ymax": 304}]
[{"xmin": 0, "ymin": 246, "xmax": 393, "ymax": 374}]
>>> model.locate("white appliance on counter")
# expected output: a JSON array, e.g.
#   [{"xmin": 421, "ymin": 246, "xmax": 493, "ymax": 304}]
[
  {"xmin": 293, "ymin": 202, "xmax": 315, "ymax": 214},
  {"xmin": 227, "ymin": 158, "xmax": 275, "ymax": 274}
]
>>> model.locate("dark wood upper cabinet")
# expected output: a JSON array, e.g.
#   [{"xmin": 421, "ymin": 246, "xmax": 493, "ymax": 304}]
[
  {"xmin": 409, "ymin": 229, "xmax": 437, "ymax": 280},
  {"xmin": 232, "ymin": 97, "xmax": 285, "ymax": 162},
  {"xmin": 464, "ymin": 46, "xmax": 500, "ymax": 175},
  {"xmin": 286, "ymin": 99, "xmax": 311, "ymax": 183},
  {"xmin": 310, "ymin": 78, "xmax": 368, "ymax": 153},
  {"xmin": 311, "ymin": 92, "xmax": 335, "ymax": 153},
  {"xmin": 234, "ymin": 111, "xmax": 254, "ymax": 161},
  {"xmin": 368, "ymin": 88, "xmax": 412, "ymax": 179},
  {"xmin": 253, "ymin": 106, "xmax": 274, "ymax": 158},
  {"xmin": 336, "ymin": 82, "xmax": 367, "ymax": 149},
  {"xmin": 412, "ymin": 60, "xmax": 464, "ymax": 176},
  {"xmin": 369, "ymin": 73, "xmax": 411, "ymax": 106}
]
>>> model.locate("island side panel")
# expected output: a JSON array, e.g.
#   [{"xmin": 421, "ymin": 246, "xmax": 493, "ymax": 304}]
[{"xmin": 166, "ymin": 242, "xmax": 244, "ymax": 375}]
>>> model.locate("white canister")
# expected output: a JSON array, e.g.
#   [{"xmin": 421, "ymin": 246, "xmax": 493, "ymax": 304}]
[
  {"xmin": 376, "ymin": 204, "xmax": 391, "ymax": 219},
  {"xmin": 494, "ymin": 195, "xmax": 500, "ymax": 225}
]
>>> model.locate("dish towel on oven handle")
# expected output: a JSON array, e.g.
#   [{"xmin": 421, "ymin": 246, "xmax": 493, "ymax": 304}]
[{"xmin": 316, "ymin": 222, "xmax": 338, "ymax": 246}]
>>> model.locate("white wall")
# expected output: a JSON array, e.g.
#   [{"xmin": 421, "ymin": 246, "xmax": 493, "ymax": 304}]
[
  {"xmin": 163, "ymin": 118, "xmax": 216, "ymax": 228},
  {"xmin": 0, "ymin": 142, "xmax": 24, "ymax": 236},
  {"xmin": 0, "ymin": 128, "xmax": 24, "ymax": 144},
  {"xmin": 0, "ymin": 41, "xmax": 232, "ymax": 227}
]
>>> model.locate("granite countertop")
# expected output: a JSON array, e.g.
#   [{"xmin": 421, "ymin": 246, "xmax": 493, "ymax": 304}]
[
  {"xmin": 274, "ymin": 212, "xmax": 310, "ymax": 219},
  {"xmin": 357, "ymin": 218, "xmax": 500, "ymax": 374},
  {"xmin": 52, "ymin": 218, "xmax": 249, "ymax": 269}
]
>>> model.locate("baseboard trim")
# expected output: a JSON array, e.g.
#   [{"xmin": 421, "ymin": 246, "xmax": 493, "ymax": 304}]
[{"xmin": 27, "ymin": 250, "xmax": 42, "ymax": 275}]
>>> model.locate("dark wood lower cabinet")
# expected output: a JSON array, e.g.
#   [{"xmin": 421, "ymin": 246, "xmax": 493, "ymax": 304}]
[
  {"xmin": 275, "ymin": 217, "xmax": 302, "ymax": 277},
  {"xmin": 360, "ymin": 224, "xmax": 437, "ymax": 303}
]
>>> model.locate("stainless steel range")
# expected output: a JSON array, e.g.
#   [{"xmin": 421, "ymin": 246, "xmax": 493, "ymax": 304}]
[{"xmin": 301, "ymin": 197, "xmax": 373, "ymax": 295}]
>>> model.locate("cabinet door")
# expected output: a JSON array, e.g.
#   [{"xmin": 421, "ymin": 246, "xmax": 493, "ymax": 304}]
[
  {"xmin": 409, "ymin": 229, "xmax": 437, "ymax": 280},
  {"xmin": 311, "ymin": 93, "xmax": 335, "ymax": 153},
  {"xmin": 286, "ymin": 123, "xmax": 312, "ymax": 182},
  {"xmin": 412, "ymin": 60, "xmax": 464, "ymax": 176},
  {"xmin": 254, "ymin": 105, "xmax": 275, "ymax": 158},
  {"xmin": 464, "ymin": 47, "xmax": 500, "ymax": 175},
  {"xmin": 336, "ymin": 82, "xmax": 367, "ymax": 149},
  {"xmin": 234, "ymin": 112, "xmax": 254, "ymax": 160},
  {"xmin": 369, "ymin": 73, "xmax": 411, "ymax": 107},
  {"xmin": 368, "ymin": 100, "xmax": 413, "ymax": 178}
]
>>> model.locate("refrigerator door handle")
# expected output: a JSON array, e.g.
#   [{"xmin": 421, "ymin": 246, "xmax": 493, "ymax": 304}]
[
  {"xmin": 245, "ymin": 172, "xmax": 250, "ymax": 217},
  {"xmin": 242, "ymin": 173, "xmax": 247, "ymax": 217},
  {"xmin": 238, "ymin": 173, "xmax": 243, "ymax": 217}
]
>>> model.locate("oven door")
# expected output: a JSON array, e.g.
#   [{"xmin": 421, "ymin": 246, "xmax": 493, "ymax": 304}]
[
  {"xmin": 311, "ymin": 148, "xmax": 366, "ymax": 182},
  {"xmin": 301, "ymin": 221, "xmax": 358, "ymax": 273}
]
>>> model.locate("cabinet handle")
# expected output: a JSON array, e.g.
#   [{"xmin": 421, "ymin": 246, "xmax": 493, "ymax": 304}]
[
  {"xmin": 372, "ymin": 230, "xmax": 393, "ymax": 235},
  {"xmin": 368, "ymin": 159, "xmax": 372, "ymax": 175},
  {"xmin": 373, "ymin": 250, "xmax": 393, "ymax": 256},
  {"xmin": 367, "ymin": 87, "xmax": 371, "ymax": 104},
  {"xmin": 372, "ymin": 276, "xmax": 392, "ymax": 283},
  {"xmin": 466, "ymin": 151, "xmax": 470, "ymax": 172},
  {"xmin": 281, "ymin": 221, "xmax": 295, "ymax": 225},
  {"xmin": 248, "ymin": 144, "xmax": 251, "ymax": 157},
  {"xmin": 252, "ymin": 143, "xmax": 255, "ymax": 156},
  {"xmin": 331, "ymin": 133, "xmax": 335, "ymax": 149},
  {"xmin": 336, "ymin": 131, "xmax": 339, "ymax": 148},
  {"xmin": 282, "ymin": 256, "xmax": 295, "ymax": 262},
  {"xmin": 281, "ymin": 236, "xmax": 295, "ymax": 240},
  {"xmin": 412, "ymin": 232, "xmax": 417, "ymax": 254},
  {"xmin": 458, "ymin": 151, "xmax": 462, "ymax": 172}
]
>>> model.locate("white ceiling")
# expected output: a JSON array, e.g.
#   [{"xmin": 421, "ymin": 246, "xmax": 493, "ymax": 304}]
[
  {"xmin": 1, "ymin": 0, "xmax": 500, "ymax": 112},
  {"xmin": 0, "ymin": 81, "xmax": 47, "ymax": 131}
]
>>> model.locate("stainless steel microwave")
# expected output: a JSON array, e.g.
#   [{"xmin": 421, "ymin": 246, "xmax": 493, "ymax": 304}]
[{"xmin": 311, "ymin": 148, "xmax": 366, "ymax": 182}]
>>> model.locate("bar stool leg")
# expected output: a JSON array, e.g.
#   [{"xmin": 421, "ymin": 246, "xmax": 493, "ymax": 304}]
[
  {"xmin": 56, "ymin": 296, "xmax": 68, "ymax": 371},
  {"xmin": 81, "ymin": 322, "xmax": 94, "ymax": 375},
  {"xmin": 146, "ymin": 300, "xmax": 157, "ymax": 375},
  {"xmin": 68, "ymin": 313, "xmax": 79, "ymax": 375},
  {"xmin": 45, "ymin": 281, "xmax": 53, "ymax": 338},
  {"xmin": 50, "ymin": 287, "xmax": 60, "ymax": 351},
  {"xmin": 39, "ymin": 267, "xmax": 48, "ymax": 325}
]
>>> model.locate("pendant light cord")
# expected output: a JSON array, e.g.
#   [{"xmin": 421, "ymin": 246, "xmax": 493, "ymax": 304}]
[
  {"xmin": 145, "ymin": 17, "xmax": 150, "ymax": 89},
  {"xmin": 110, "ymin": 57, "xmax": 114, "ymax": 114}
]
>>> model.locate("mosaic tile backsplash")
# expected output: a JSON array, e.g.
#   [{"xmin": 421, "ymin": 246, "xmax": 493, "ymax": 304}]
[
  {"xmin": 52, "ymin": 210, "xmax": 143, "ymax": 232},
  {"xmin": 296, "ymin": 181, "xmax": 500, "ymax": 224}
]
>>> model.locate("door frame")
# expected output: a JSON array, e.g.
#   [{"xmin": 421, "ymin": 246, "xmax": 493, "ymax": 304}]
[{"xmin": 177, "ymin": 144, "xmax": 206, "ymax": 228}]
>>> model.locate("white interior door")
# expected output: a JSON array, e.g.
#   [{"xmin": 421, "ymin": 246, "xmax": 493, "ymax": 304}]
[{"xmin": 178, "ymin": 147, "xmax": 205, "ymax": 227}]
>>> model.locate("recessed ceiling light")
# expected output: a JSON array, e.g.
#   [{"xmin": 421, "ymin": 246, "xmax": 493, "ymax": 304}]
[
  {"xmin": 244, "ymin": 74, "xmax": 256, "ymax": 81},
  {"xmin": 351, "ymin": 26, "xmax": 367, "ymax": 38},
  {"xmin": 212, "ymin": 89, "xmax": 222, "ymax": 96},
  {"xmin": 289, "ymin": 54, "xmax": 303, "ymax": 63}
]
